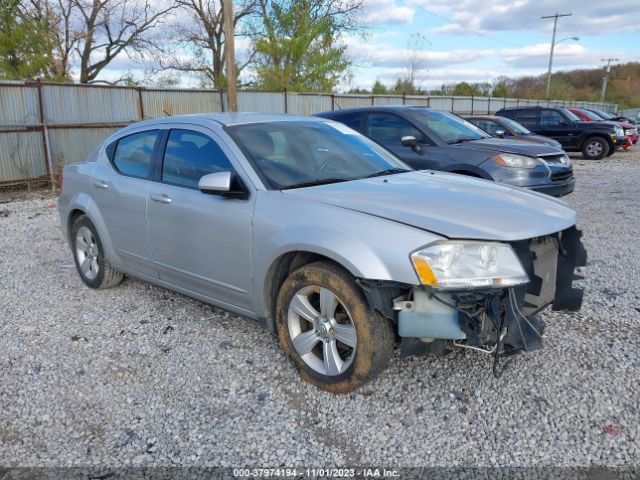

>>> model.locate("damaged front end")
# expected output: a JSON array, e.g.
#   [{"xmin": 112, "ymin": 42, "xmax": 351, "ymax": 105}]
[{"xmin": 364, "ymin": 226, "xmax": 587, "ymax": 377}]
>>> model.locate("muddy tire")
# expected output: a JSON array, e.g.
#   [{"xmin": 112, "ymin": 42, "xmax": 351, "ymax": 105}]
[
  {"xmin": 581, "ymin": 136, "xmax": 609, "ymax": 160},
  {"xmin": 71, "ymin": 215, "xmax": 123, "ymax": 289},
  {"xmin": 276, "ymin": 261, "xmax": 394, "ymax": 393}
]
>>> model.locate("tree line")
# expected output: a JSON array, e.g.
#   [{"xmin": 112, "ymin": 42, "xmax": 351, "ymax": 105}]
[
  {"xmin": 353, "ymin": 63, "xmax": 640, "ymax": 108},
  {"xmin": 0, "ymin": 0, "xmax": 363, "ymax": 91}
]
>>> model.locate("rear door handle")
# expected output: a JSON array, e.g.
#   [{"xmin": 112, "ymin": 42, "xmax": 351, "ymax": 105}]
[
  {"xmin": 92, "ymin": 179, "xmax": 108, "ymax": 189},
  {"xmin": 150, "ymin": 194, "xmax": 172, "ymax": 204}
]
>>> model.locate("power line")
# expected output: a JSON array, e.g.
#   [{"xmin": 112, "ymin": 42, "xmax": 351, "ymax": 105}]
[{"xmin": 404, "ymin": 0, "xmax": 524, "ymax": 48}]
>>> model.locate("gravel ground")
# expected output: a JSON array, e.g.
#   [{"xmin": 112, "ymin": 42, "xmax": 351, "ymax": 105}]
[{"xmin": 0, "ymin": 149, "xmax": 639, "ymax": 470}]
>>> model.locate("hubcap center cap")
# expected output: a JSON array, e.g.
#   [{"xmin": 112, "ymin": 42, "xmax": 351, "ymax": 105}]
[{"xmin": 314, "ymin": 316, "xmax": 333, "ymax": 339}]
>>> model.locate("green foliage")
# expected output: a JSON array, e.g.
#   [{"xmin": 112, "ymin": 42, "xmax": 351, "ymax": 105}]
[
  {"xmin": 253, "ymin": 0, "xmax": 354, "ymax": 92},
  {"xmin": 0, "ymin": 0, "xmax": 54, "ymax": 80},
  {"xmin": 371, "ymin": 79, "xmax": 387, "ymax": 95}
]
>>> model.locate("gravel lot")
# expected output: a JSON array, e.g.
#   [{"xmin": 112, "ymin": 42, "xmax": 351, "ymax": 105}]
[{"xmin": 0, "ymin": 149, "xmax": 639, "ymax": 470}]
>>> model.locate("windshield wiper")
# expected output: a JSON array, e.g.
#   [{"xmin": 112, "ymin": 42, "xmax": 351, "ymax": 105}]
[
  {"xmin": 281, "ymin": 178, "xmax": 350, "ymax": 190},
  {"xmin": 363, "ymin": 168, "xmax": 410, "ymax": 178}
]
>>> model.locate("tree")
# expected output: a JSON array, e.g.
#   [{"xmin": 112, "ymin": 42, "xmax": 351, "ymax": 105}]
[
  {"xmin": 77, "ymin": 0, "xmax": 177, "ymax": 83},
  {"xmin": 251, "ymin": 0, "xmax": 363, "ymax": 92},
  {"xmin": 491, "ymin": 77, "xmax": 510, "ymax": 98},
  {"xmin": 371, "ymin": 79, "xmax": 387, "ymax": 95},
  {"xmin": 0, "ymin": 0, "xmax": 54, "ymax": 80},
  {"xmin": 161, "ymin": 0, "xmax": 256, "ymax": 89},
  {"xmin": 405, "ymin": 32, "xmax": 429, "ymax": 90}
]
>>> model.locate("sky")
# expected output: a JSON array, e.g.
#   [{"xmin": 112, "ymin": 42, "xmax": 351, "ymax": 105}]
[
  {"xmin": 99, "ymin": 0, "xmax": 640, "ymax": 91},
  {"xmin": 343, "ymin": 0, "xmax": 640, "ymax": 90}
]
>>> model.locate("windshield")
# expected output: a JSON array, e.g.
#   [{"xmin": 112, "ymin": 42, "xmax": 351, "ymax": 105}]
[
  {"xmin": 499, "ymin": 117, "xmax": 532, "ymax": 135},
  {"xmin": 406, "ymin": 109, "xmax": 492, "ymax": 144},
  {"xmin": 592, "ymin": 109, "xmax": 614, "ymax": 119},
  {"xmin": 561, "ymin": 108, "xmax": 581, "ymax": 122},
  {"xmin": 226, "ymin": 121, "xmax": 410, "ymax": 190},
  {"xmin": 577, "ymin": 109, "xmax": 602, "ymax": 121}
]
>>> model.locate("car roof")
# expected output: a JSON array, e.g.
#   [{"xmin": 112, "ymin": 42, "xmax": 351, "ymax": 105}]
[
  {"xmin": 317, "ymin": 105, "xmax": 433, "ymax": 116},
  {"xmin": 118, "ymin": 112, "xmax": 327, "ymax": 131},
  {"xmin": 464, "ymin": 115, "xmax": 499, "ymax": 119}
]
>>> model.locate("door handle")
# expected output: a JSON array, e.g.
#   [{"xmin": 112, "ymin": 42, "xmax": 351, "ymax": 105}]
[
  {"xmin": 150, "ymin": 194, "xmax": 172, "ymax": 204},
  {"xmin": 92, "ymin": 179, "xmax": 108, "ymax": 189}
]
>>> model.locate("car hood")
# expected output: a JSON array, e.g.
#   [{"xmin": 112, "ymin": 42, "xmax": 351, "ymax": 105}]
[
  {"xmin": 454, "ymin": 137, "xmax": 563, "ymax": 156},
  {"xmin": 283, "ymin": 171, "xmax": 577, "ymax": 241}
]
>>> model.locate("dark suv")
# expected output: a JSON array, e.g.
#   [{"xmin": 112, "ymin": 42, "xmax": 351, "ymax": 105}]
[
  {"xmin": 496, "ymin": 106, "xmax": 627, "ymax": 160},
  {"xmin": 316, "ymin": 106, "xmax": 575, "ymax": 197}
]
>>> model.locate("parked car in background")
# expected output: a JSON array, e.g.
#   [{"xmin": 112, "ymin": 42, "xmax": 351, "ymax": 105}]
[
  {"xmin": 496, "ymin": 106, "xmax": 627, "ymax": 160},
  {"xmin": 584, "ymin": 108, "xmax": 636, "ymax": 126},
  {"xmin": 58, "ymin": 113, "xmax": 586, "ymax": 393},
  {"xmin": 316, "ymin": 106, "xmax": 574, "ymax": 197},
  {"xmin": 571, "ymin": 107, "xmax": 638, "ymax": 150},
  {"xmin": 464, "ymin": 115, "xmax": 563, "ymax": 148}
]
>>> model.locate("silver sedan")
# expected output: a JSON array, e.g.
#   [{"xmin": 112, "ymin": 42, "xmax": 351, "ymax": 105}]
[{"xmin": 58, "ymin": 114, "xmax": 586, "ymax": 393}]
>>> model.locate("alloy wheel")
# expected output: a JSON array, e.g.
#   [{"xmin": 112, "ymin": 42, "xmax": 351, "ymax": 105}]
[
  {"xmin": 287, "ymin": 285, "xmax": 357, "ymax": 376},
  {"xmin": 75, "ymin": 226, "xmax": 100, "ymax": 280}
]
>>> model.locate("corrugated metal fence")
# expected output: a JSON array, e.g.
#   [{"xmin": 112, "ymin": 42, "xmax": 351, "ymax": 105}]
[{"xmin": 0, "ymin": 81, "xmax": 617, "ymax": 188}]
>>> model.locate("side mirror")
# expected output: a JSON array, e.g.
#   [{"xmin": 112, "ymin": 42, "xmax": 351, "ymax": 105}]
[
  {"xmin": 401, "ymin": 135, "xmax": 422, "ymax": 153},
  {"xmin": 199, "ymin": 171, "xmax": 231, "ymax": 194},
  {"xmin": 495, "ymin": 130, "xmax": 505, "ymax": 138}
]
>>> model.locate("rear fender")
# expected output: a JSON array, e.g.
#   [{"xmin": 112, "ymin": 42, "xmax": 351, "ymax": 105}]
[{"xmin": 63, "ymin": 192, "xmax": 121, "ymax": 267}]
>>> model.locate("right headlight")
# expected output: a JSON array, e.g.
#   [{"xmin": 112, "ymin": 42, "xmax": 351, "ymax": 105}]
[
  {"xmin": 492, "ymin": 153, "xmax": 541, "ymax": 169},
  {"xmin": 411, "ymin": 241, "xmax": 529, "ymax": 290}
]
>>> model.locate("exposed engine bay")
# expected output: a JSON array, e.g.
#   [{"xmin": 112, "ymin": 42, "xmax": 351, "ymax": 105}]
[{"xmin": 359, "ymin": 226, "xmax": 588, "ymax": 378}]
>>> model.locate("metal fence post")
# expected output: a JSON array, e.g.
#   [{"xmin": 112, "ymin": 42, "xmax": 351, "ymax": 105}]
[
  {"xmin": 36, "ymin": 83, "xmax": 56, "ymax": 192},
  {"xmin": 137, "ymin": 87, "xmax": 145, "ymax": 120},
  {"xmin": 284, "ymin": 88, "xmax": 288, "ymax": 114},
  {"xmin": 471, "ymin": 95, "xmax": 474, "ymax": 115}
]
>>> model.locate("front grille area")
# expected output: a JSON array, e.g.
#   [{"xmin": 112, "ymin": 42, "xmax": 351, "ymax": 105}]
[
  {"xmin": 551, "ymin": 170, "xmax": 573, "ymax": 183},
  {"xmin": 538, "ymin": 154, "xmax": 566, "ymax": 164},
  {"xmin": 625, "ymin": 128, "xmax": 637, "ymax": 135}
]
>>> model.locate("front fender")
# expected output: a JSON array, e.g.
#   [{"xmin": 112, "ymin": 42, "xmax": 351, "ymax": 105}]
[{"xmin": 250, "ymin": 191, "xmax": 444, "ymax": 316}]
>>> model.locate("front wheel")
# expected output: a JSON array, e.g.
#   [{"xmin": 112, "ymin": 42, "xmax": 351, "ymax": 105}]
[
  {"xmin": 276, "ymin": 261, "xmax": 394, "ymax": 393},
  {"xmin": 581, "ymin": 136, "xmax": 609, "ymax": 160}
]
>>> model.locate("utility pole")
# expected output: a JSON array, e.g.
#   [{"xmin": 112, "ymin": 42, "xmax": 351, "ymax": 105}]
[
  {"xmin": 542, "ymin": 12, "xmax": 572, "ymax": 99},
  {"xmin": 600, "ymin": 57, "xmax": 619, "ymax": 103},
  {"xmin": 223, "ymin": 0, "xmax": 238, "ymax": 112}
]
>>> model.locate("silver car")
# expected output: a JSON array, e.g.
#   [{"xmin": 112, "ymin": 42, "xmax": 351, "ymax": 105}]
[{"xmin": 58, "ymin": 114, "xmax": 587, "ymax": 393}]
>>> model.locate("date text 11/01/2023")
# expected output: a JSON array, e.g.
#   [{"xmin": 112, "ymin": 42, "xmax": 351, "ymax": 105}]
[{"xmin": 233, "ymin": 468, "xmax": 400, "ymax": 477}]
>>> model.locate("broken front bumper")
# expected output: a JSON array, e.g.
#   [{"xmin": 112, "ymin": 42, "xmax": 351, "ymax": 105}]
[{"xmin": 396, "ymin": 226, "xmax": 587, "ymax": 363}]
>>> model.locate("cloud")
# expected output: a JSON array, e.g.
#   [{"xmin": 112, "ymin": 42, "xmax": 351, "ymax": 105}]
[
  {"xmin": 360, "ymin": 0, "xmax": 415, "ymax": 25},
  {"xmin": 419, "ymin": 0, "xmax": 640, "ymax": 36},
  {"xmin": 345, "ymin": 36, "xmax": 495, "ymax": 69}
]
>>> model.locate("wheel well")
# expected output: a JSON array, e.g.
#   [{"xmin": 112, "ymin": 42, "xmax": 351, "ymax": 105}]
[
  {"xmin": 67, "ymin": 209, "xmax": 86, "ymax": 240},
  {"xmin": 263, "ymin": 251, "xmax": 347, "ymax": 331},
  {"xmin": 451, "ymin": 170, "xmax": 481, "ymax": 178},
  {"xmin": 579, "ymin": 134, "xmax": 608, "ymax": 149}
]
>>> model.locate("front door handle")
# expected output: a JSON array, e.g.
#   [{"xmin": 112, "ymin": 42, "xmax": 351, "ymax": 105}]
[
  {"xmin": 150, "ymin": 194, "xmax": 172, "ymax": 204},
  {"xmin": 92, "ymin": 179, "xmax": 108, "ymax": 189}
]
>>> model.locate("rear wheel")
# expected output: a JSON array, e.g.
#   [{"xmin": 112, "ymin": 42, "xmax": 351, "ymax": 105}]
[
  {"xmin": 581, "ymin": 136, "xmax": 609, "ymax": 160},
  {"xmin": 276, "ymin": 261, "xmax": 394, "ymax": 393},
  {"xmin": 71, "ymin": 215, "xmax": 123, "ymax": 289}
]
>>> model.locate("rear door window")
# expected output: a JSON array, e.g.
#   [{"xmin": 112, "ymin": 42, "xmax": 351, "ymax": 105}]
[
  {"xmin": 514, "ymin": 110, "xmax": 539, "ymax": 129},
  {"xmin": 112, "ymin": 130, "xmax": 159, "ymax": 178},
  {"xmin": 161, "ymin": 129, "xmax": 234, "ymax": 189},
  {"xmin": 332, "ymin": 113, "xmax": 363, "ymax": 132}
]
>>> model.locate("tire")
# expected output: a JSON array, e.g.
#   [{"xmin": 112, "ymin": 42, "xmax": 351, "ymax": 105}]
[
  {"xmin": 581, "ymin": 136, "xmax": 609, "ymax": 160},
  {"xmin": 276, "ymin": 261, "xmax": 394, "ymax": 393},
  {"xmin": 71, "ymin": 215, "xmax": 123, "ymax": 289}
]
